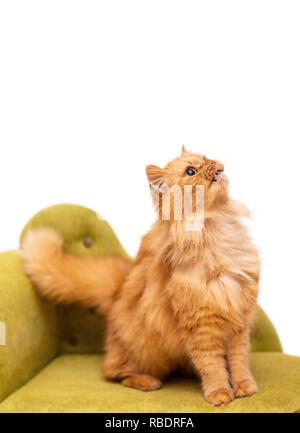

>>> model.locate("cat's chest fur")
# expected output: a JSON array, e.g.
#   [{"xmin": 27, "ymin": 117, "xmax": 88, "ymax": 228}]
[
  {"xmin": 167, "ymin": 215, "xmax": 259, "ymax": 320},
  {"xmin": 174, "ymin": 215, "xmax": 255, "ymax": 273}
]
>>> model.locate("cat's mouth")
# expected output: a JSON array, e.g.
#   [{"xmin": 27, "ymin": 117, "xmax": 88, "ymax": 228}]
[{"xmin": 211, "ymin": 169, "xmax": 224, "ymax": 184}]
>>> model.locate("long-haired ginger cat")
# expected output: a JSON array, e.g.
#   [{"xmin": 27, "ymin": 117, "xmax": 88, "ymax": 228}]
[{"xmin": 21, "ymin": 146, "xmax": 260, "ymax": 406}]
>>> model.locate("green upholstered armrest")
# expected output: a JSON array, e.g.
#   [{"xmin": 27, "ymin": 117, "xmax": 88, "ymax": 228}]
[
  {"xmin": 20, "ymin": 203, "xmax": 131, "ymax": 261},
  {"xmin": 0, "ymin": 251, "xmax": 58, "ymax": 403},
  {"xmin": 251, "ymin": 306, "xmax": 282, "ymax": 352}
]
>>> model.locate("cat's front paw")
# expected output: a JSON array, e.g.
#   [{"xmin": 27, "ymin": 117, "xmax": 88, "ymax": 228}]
[
  {"xmin": 234, "ymin": 379, "xmax": 258, "ymax": 398},
  {"xmin": 121, "ymin": 374, "xmax": 162, "ymax": 391},
  {"xmin": 205, "ymin": 388, "xmax": 234, "ymax": 406}
]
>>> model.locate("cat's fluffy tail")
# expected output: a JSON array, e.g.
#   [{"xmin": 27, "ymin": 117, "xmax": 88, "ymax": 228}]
[{"xmin": 21, "ymin": 228, "xmax": 133, "ymax": 314}]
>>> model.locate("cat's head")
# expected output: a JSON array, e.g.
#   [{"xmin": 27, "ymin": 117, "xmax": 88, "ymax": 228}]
[{"xmin": 146, "ymin": 146, "xmax": 229, "ymax": 223}]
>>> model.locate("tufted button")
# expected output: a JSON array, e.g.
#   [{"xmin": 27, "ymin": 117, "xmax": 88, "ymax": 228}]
[
  {"xmin": 83, "ymin": 236, "xmax": 94, "ymax": 248},
  {"xmin": 67, "ymin": 335, "xmax": 78, "ymax": 346}
]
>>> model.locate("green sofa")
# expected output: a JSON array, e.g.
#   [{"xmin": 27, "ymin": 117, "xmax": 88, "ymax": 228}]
[{"xmin": 0, "ymin": 204, "xmax": 299, "ymax": 413}]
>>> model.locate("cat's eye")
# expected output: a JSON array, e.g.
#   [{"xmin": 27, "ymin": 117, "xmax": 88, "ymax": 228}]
[{"xmin": 185, "ymin": 167, "xmax": 197, "ymax": 176}]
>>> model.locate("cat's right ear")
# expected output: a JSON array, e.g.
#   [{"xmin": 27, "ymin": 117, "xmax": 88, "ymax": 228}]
[{"xmin": 146, "ymin": 165, "xmax": 168, "ymax": 191}]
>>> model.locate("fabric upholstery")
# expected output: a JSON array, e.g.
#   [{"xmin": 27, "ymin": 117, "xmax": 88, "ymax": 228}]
[
  {"xmin": 0, "ymin": 251, "xmax": 58, "ymax": 403},
  {"xmin": 57, "ymin": 304, "xmax": 106, "ymax": 354},
  {"xmin": 250, "ymin": 307, "xmax": 282, "ymax": 352},
  {"xmin": 20, "ymin": 203, "xmax": 131, "ymax": 260},
  {"xmin": 1, "ymin": 353, "xmax": 299, "ymax": 413}
]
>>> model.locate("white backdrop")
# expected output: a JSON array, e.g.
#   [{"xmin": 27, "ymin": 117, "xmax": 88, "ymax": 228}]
[{"xmin": 0, "ymin": 1, "xmax": 299, "ymax": 356}]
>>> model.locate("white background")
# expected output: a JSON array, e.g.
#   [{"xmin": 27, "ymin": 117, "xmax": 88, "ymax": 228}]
[{"xmin": 0, "ymin": 1, "xmax": 299, "ymax": 356}]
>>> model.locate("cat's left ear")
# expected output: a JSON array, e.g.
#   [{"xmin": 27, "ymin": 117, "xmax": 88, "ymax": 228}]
[
  {"xmin": 181, "ymin": 145, "xmax": 188, "ymax": 154},
  {"xmin": 146, "ymin": 165, "xmax": 169, "ymax": 191}
]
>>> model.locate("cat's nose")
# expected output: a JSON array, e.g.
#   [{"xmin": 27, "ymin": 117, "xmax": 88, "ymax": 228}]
[{"xmin": 206, "ymin": 159, "xmax": 224, "ymax": 172}]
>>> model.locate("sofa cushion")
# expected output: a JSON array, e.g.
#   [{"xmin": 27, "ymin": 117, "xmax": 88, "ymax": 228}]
[{"xmin": 1, "ymin": 352, "xmax": 299, "ymax": 413}]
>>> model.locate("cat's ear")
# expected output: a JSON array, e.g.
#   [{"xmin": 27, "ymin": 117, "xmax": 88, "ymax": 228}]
[
  {"xmin": 181, "ymin": 145, "xmax": 188, "ymax": 155},
  {"xmin": 146, "ymin": 165, "xmax": 169, "ymax": 191}
]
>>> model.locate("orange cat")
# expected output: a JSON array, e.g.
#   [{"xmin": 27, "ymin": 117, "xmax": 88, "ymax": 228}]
[{"xmin": 21, "ymin": 146, "xmax": 260, "ymax": 406}]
